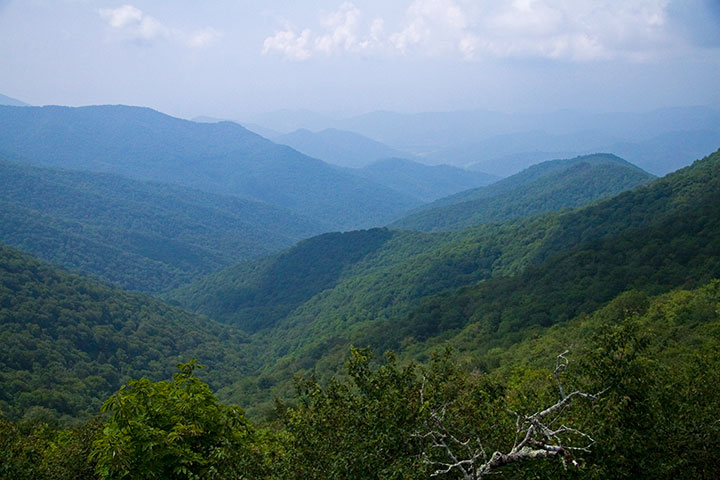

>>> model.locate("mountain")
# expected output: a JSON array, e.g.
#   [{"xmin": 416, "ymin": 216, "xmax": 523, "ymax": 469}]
[
  {"xmin": 0, "ymin": 105, "xmax": 420, "ymax": 230},
  {"xmin": 0, "ymin": 159, "xmax": 325, "ymax": 292},
  {"xmin": 0, "ymin": 243, "xmax": 256, "ymax": 422},
  {"xmin": 401, "ymin": 149, "xmax": 720, "ymax": 354},
  {"xmin": 460, "ymin": 128, "xmax": 720, "ymax": 177},
  {"xmin": 608, "ymin": 129, "xmax": 720, "ymax": 175},
  {"xmin": 273, "ymin": 128, "xmax": 405, "ymax": 168},
  {"xmin": 246, "ymin": 106, "xmax": 720, "ymax": 175},
  {"xmin": 392, "ymin": 154, "xmax": 654, "ymax": 231},
  {"xmin": 243, "ymin": 109, "xmax": 335, "ymax": 133},
  {"xmin": 0, "ymin": 93, "xmax": 28, "ymax": 107},
  {"xmin": 354, "ymin": 158, "xmax": 497, "ymax": 202},
  {"xmin": 335, "ymin": 106, "xmax": 720, "ymax": 152},
  {"xmin": 169, "ymin": 148, "xmax": 719, "ymax": 413}
]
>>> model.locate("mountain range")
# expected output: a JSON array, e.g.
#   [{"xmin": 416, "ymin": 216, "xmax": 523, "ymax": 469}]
[
  {"xmin": 1, "ymin": 95, "xmax": 719, "ymax": 434},
  {"xmin": 0, "ymin": 105, "xmax": 420, "ymax": 230},
  {"xmin": 243, "ymin": 106, "xmax": 720, "ymax": 176}
]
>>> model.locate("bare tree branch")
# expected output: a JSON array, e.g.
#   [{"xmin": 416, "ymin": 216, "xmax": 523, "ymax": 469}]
[{"xmin": 419, "ymin": 351, "xmax": 604, "ymax": 479}]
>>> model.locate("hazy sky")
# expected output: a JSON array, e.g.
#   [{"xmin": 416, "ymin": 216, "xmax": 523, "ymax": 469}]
[{"xmin": 1, "ymin": 0, "xmax": 719, "ymax": 119}]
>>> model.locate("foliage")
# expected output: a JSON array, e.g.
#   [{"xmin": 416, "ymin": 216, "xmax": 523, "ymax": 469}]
[
  {"xmin": 0, "ymin": 243, "xmax": 256, "ymax": 423},
  {"xmin": 3, "ymin": 276, "xmax": 720, "ymax": 480},
  {"xmin": 91, "ymin": 361, "xmax": 266, "ymax": 480},
  {"xmin": 0, "ymin": 414, "xmax": 102, "ymax": 480}
]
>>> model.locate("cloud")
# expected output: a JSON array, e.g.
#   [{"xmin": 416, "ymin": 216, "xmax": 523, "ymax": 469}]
[
  {"xmin": 263, "ymin": 2, "xmax": 385, "ymax": 60},
  {"xmin": 262, "ymin": 0, "xmax": 700, "ymax": 62},
  {"xmin": 99, "ymin": 4, "xmax": 221, "ymax": 49},
  {"xmin": 263, "ymin": 29, "xmax": 313, "ymax": 61},
  {"xmin": 99, "ymin": 4, "xmax": 169, "ymax": 43},
  {"xmin": 187, "ymin": 28, "xmax": 223, "ymax": 49}
]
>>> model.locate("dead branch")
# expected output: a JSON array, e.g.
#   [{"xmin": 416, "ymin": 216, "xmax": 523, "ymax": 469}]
[{"xmin": 419, "ymin": 351, "xmax": 603, "ymax": 479}]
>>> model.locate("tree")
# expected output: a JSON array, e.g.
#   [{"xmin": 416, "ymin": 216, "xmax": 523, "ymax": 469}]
[{"xmin": 91, "ymin": 361, "xmax": 265, "ymax": 480}]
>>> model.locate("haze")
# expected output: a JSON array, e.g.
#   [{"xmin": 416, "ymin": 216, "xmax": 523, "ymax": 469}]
[{"xmin": 1, "ymin": 0, "xmax": 719, "ymax": 119}]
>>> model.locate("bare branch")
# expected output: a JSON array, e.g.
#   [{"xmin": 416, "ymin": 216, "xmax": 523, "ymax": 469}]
[{"xmin": 419, "ymin": 350, "xmax": 603, "ymax": 479}]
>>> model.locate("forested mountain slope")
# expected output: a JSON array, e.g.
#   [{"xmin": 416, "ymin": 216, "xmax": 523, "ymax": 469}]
[
  {"xmin": 392, "ymin": 154, "xmax": 654, "ymax": 231},
  {"xmin": 399, "ymin": 148, "xmax": 720, "ymax": 355},
  {"xmin": 0, "ymin": 243, "xmax": 255, "ymax": 423},
  {"xmin": 354, "ymin": 158, "xmax": 497, "ymax": 202},
  {"xmin": 0, "ymin": 105, "xmax": 420, "ymax": 229},
  {"xmin": 170, "ymin": 149, "xmax": 719, "ymax": 413},
  {"xmin": 0, "ymin": 159, "xmax": 324, "ymax": 292}
]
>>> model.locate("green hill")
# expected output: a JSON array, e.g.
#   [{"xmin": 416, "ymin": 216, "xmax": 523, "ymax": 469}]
[
  {"xmin": 392, "ymin": 154, "xmax": 654, "ymax": 231},
  {"xmin": 0, "ymin": 159, "xmax": 325, "ymax": 292},
  {"xmin": 0, "ymin": 243, "xmax": 255, "ymax": 423},
  {"xmin": 0, "ymin": 105, "xmax": 420, "ymax": 230},
  {"xmin": 398, "ymin": 149, "xmax": 720, "ymax": 354}
]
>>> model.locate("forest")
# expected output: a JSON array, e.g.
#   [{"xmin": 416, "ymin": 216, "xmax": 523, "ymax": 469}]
[{"xmin": 3, "ymin": 278, "xmax": 720, "ymax": 478}]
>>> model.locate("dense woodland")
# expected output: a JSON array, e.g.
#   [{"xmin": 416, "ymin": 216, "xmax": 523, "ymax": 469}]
[
  {"xmin": 3, "ymin": 279, "xmax": 720, "ymax": 478},
  {"xmin": 0, "ymin": 102, "xmax": 718, "ymax": 478}
]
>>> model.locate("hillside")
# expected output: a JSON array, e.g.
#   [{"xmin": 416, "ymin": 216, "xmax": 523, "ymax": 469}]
[
  {"xmin": 354, "ymin": 158, "xmax": 497, "ymax": 202},
  {"xmin": 392, "ymin": 154, "xmax": 654, "ymax": 231},
  {"xmin": 0, "ymin": 159, "xmax": 325, "ymax": 292},
  {"xmin": 273, "ymin": 128, "xmax": 404, "ymax": 168},
  {"xmin": 169, "ymin": 149, "xmax": 719, "ymax": 413},
  {"xmin": 400, "ymin": 149, "xmax": 720, "ymax": 355},
  {"xmin": 0, "ymin": 243, "xmax": 255, "ymax": 423},
  {"xmin": 0, "ymin": 105, "xmax": 420, "ymax": 230}
]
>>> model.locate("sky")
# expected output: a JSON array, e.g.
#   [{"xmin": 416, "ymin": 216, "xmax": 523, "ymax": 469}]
[{"xmin": 1, "ymin": 0, "xmax": 719, "ymax": 119}]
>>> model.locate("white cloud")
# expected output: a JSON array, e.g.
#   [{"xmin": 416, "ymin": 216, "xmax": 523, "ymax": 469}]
[
  {"xmin": 187, "ymin": 28, "xmax": 223, "ymax": 49},
  {"xmin": 262, "ymin": 0, "xmax": 683, "ymax": 62},
  {"xmin": 99, "ymin": 4, "xmax": 169, "ymax": 43},
  {"xmin": 262, "ymin": 29, "xmax": 313, "ymax": 61},
  {"xmin": 99, "ymin": 4, "xmax": 221, "ymax": 49},
  {"xmin": 263, "ymin": 2, "xmax": 384, "ymax": 60},
  {"xmin": 315, "ymin": 2, "xmax": 362, "ymax": 54}
]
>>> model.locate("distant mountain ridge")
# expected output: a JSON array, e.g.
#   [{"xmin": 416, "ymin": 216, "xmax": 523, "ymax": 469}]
[
  {"xmin": 273, "ymin": 128, "xmax": 404, "ymax": 168},
  {"xmin": 0, "ymin": 93, "xmax": 28, "ymax": 107},
  {"xmin": 244, "ymin": 106, "xmax": 720, "ymax": 175},
  {"xmin": 392, "ymin": 154, "xmax": 654, "ymax": 231},
  {"xmin": 354, "ymin": 158, "xmax": 497, "ymax": 202},
  {"xmin": 0, "ymin": 104, "xmax": 420, "ymax": 230}
]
